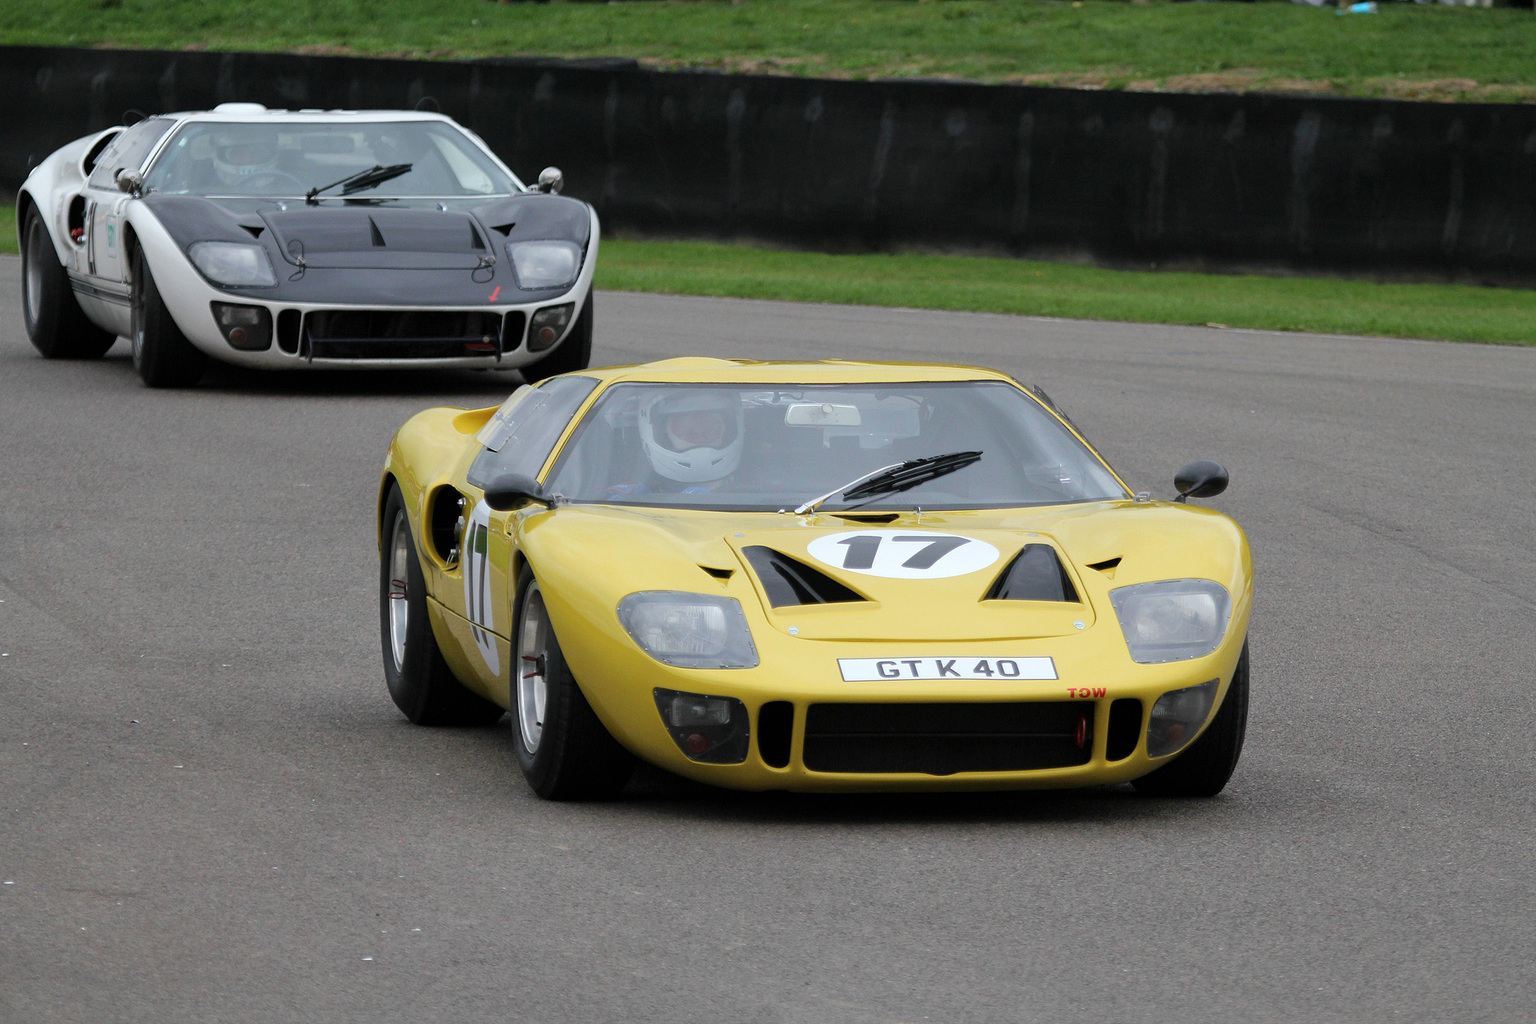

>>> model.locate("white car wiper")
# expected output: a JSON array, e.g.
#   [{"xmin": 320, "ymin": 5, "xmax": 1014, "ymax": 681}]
[
  {"xmin": 792, "ymin": 450, "xmax": 983, "ymax": 515},
  {"xmin": 305, "ymin": 163, "xmax": 413, "ymax": 203}
]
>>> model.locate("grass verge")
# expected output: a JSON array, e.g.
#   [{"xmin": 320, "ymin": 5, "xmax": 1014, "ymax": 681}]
[
  {"xmin": 2, "ymin": 206, "xmax": 1527, "ymax": 344},
  {"xmin": 596, "ymin": 238, "xmax": 1535, "ymax": 345},
  {"xmin": 5, "ymin": 0, "xmax": 1536, "ymax": 103}
]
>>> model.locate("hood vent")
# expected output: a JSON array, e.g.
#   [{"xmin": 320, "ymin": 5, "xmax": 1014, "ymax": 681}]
[
  {"xmin": 984, "ymin": 544, "xmax": 1080, "ymax": 603},
  {"xmin": 699, "ymin": 565, "xmax": 734, "ymax": 581},
  {"xmin": 368, "ymin": 217, "xmax": 386, "ymax": 247},
  {"xmin": 743, "ymin": 546, "xmax": 865, "ymax": 608}
]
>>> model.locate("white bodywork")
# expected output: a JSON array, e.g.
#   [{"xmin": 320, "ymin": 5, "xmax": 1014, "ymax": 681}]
[{"xmin": 16, "ymin": 107, "xmax": 597, "ymax": 371}]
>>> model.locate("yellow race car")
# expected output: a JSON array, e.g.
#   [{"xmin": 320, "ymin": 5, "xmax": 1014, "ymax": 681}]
[{"xmin": 377, "ymin": 358, "xmax": 1251, "ymax": 800}]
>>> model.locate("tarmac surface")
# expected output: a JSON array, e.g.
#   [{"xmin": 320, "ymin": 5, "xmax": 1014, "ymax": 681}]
[{"xmin": 1, "ymin": 253, "xmax": 1533, "ymax": 1023}]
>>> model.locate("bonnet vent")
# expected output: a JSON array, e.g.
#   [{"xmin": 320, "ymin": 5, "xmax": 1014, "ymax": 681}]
[
  {"xmin": 743, "ymin": 546, "xmax": 865, "ymax": 608},
  {"xmin": 984, "ymin": 544, "xmax": 1080, "ymax": 603}
]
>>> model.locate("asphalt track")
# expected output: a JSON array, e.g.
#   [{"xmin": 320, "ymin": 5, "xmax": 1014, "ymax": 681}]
[{"xmin": 1, "ymin": 253, "xmax": 1533, "ymax": 1023}]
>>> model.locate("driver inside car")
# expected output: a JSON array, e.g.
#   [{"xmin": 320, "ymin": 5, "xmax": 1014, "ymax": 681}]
[{"xmin": 603, "ymin": 390, "xmax": 745, "ymax": 498}]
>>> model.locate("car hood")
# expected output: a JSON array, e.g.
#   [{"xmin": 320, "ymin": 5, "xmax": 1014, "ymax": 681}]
[
  {"xmin": 519, "ymin": 501, "xmax": 1250, "ymax": 644},
  {"xmin": 258, "ymin": 206, "xmax": 491, "ymax": 270}
]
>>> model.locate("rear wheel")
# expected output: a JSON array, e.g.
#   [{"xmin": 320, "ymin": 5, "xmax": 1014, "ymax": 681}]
[
  {"xmin": 380, "ymin": 486, "xmax": 504, "ymax": 727},
  {"xmin": 512, "ymin": 571, "xmax": 633, "ymax": 800},
  {"xmin": 521, "ymin": 291, "xmax": 593, "ymax": 383},
  {"xmin": 131, "ymin": 246, "xmax": 208, "ymax": 388},
  {"xmin": 21, "ymin": 206, "xmax": 115, "ymax": 359},
  {"xmin": 1133, "ymin": 641, "xmax": 1249, "ymax": 798}
]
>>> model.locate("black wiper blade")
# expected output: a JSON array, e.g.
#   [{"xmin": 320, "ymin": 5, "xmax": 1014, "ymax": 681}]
[
  {"xmin": 305, "ymin": 163, "xmax": 412, "ymax": 203},
  {"xmin": 792, "ymin": 451, "xmax": 982, "ymax": 515}
]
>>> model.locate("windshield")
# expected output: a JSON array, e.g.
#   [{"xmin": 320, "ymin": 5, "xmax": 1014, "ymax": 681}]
[
  {"xmin": 141, "ymin": 120, "xmax": 518, "ymax": 198},
  {"xmin": 543, "ymin": 381, "xmax": 1129, "ymax": 511}
]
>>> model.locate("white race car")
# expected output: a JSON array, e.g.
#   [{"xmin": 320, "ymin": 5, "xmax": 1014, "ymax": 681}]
[{"xmin": 17, "ymin": 104, "xmax": 598, "ymax": 387}]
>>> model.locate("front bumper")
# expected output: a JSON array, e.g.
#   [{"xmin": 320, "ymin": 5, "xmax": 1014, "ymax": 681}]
[{"xmin": 569, "ymin": 624, "xmax": 1250, "ymax": 793}]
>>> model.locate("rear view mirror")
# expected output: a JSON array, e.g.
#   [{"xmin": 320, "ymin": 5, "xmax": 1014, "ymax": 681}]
[
  {"xmin": 482, "ymin": 472, "xmax": 550, "ymax": 511},
  {"xmin": 1174, "ymin": 460, "xmax": 1229, "ymax": 503},
  {"xmin": 785, "ymin": 402, "xmax": 862, "ymax": 427}
]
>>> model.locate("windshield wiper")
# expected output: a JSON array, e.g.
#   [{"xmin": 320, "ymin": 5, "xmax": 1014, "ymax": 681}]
[
  {"xmin": 305, "ymin": 163, "xmax": 413, "ymax": 203},
  {"xmin": 792, "ymin": 451, "xmax": 982, "ymax": 515}
]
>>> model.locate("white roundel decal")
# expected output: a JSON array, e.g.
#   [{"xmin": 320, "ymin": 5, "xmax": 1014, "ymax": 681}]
[{"xmin": 806, "ymin": 530, "xmax": 1000, "ymax": 579}]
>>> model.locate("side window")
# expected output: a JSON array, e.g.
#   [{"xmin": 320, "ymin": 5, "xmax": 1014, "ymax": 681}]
[
  {"xmin": 467, "ymin": 375, "xmax": 602, "ymax": 487},
  {"xmin": 87, "ymin": 118, "xmax": 175, "ymax": 191}
]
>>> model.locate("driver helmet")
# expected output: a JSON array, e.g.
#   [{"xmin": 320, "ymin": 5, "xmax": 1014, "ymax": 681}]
[
  {"xmin": 639, "ymin": 389, "xmax": 744, "ymax": 483},
  {"xmin": 212, "ymin": 128, "xmax": 279, "ymax": 185}
]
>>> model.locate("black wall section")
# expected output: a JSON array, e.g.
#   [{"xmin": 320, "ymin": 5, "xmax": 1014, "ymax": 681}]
[{"xmin": 6, "ymin": 45, "xmax": 1536, "ymax": 283}]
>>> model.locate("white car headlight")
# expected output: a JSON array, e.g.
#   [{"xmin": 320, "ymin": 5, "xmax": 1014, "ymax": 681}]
[
  {"xmin": 188, "ymin": 242, "xmax": 277, "ymax": 286},
  {"xmin": 617, "ymin": 592, "xmax": 759, "ymax": 669},
  {"xmin": 508, "ymin": 240, "xmax": 581, "ymax": 289},
  {"xmin": 1109, "ymin": 579, "xmax": 1231, "ymax": 664}
]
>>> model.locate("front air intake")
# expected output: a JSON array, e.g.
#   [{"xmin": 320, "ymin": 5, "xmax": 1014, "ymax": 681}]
[
  {"xmin": 984, "ymin": 543, "xmax": 1080, "ymax": 603},
  {"xmin": 742, "ymin": 546, "xmax": 864, "ymax": 608},
  {"xmin": 803, "ymin": 702, "xmax": 1093, "ymax": 775}
]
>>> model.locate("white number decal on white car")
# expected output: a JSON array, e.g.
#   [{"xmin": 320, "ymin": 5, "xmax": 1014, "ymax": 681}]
[
  {"xmin": 805, "ymin": 530, "xmax": 1001, "ymax": 579},
  {"xmin": 462, "ymin": 500, "xmax": 500, "ymax": 676}
]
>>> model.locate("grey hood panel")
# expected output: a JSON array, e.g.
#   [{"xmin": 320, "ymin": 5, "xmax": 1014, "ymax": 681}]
[{"xmin": 261, "ymin": 207, "xmax": 490, "ymax": 269}]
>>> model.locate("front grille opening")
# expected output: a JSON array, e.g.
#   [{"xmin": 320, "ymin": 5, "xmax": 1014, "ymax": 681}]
[
  {"xmin": 757, "ymin": 701, "xmax": 794, "ymax": 769},
  {"xmin": 803, "ymin": 702, "xmax": 1093, "ymax": 775},
  {"xmin": 501, "ymin": 310, "xmax": 527, "ymax": 352},
  {"xmin": 1106, "ymin": 698, "xmax": 1143, "ymax": 761},
  {"xmin": 276, "ymin": 309, "xmax": 301, "ymax": 353},
  {"xmin": 743, "ymin": 546, "xmax": 865, "ymax": 608},
  {"xmin": 304, "ymin": 310, "xmax": 506, "ymax": 359},
  {"xmin": 984, "ymin": 543, "xmax": 1080, "ymax": 603}
]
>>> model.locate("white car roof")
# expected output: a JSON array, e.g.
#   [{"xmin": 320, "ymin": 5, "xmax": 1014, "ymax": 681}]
[{"xmin": 162, "ymin": 104, "xmax": 462, "ymax": 125}]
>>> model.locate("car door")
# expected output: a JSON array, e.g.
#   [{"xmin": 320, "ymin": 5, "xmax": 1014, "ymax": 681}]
[
  {"xmin": 80, "ymin": 118, "xmax": 176, "ymax": 325},
  {"xmin": 436, "ymin": 375, "xmax": 603, "ymax": 698}
]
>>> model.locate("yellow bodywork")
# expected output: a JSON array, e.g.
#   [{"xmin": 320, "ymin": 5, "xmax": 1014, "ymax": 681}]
[{"xmin": 380, "ymin": 359, "xmax": 1253, "ymax": 792}]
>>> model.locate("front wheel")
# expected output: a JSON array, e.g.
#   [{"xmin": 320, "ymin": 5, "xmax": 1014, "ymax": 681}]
[
  {"xmin": 380, "ymin": 486, "xmax": 504, "ymax": 726},
  {"xmin": 1132, "ymin": 640, "xmax": 1249, "ymax": 798},
  {"xmin": 21, "ymin": 207, "xmax": 115, "ymax": 360},
  {"xmin": 131, "ymin": 246, "xmax": 208, "ymax": 388},
  {"xmin": 512, "ymin": 571, "xmax": 633, "ymax": 800}
]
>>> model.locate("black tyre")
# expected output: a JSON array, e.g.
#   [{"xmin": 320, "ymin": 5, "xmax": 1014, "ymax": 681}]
[
  {"xmin": 521, "ymin": 291, "xmax": 593, "ymax": 383},
  {"xmin": 380, "ymin": 486, "xmax": 504, "ymax": 727},
  {"xmin": 20, "ymin": 206, "xmax": 115, "ymax": 360},
  {"xmin": 1133, "ymin": 640, "xmax": 1249, "ymax": 798},
  {"xmin": 130, "ymin": 246, "xmax": 209, "ymax": 388},
  {"xmin": 512, "ymin": 571, "xmax": 634, "ymax": 800}
]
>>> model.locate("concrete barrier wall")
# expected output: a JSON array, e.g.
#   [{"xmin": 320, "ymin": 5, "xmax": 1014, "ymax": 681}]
[{"xmin": 6, "ymin": 45, "xmax": 1535, "ymax": 283}]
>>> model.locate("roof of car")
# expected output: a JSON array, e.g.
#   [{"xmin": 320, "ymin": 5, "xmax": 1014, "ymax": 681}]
[
  {"xmin": 579, "ymin": 358, "xmax": 1019, "ymax": 387},
  {"xmin": 163, "ymin": 104, "xmax": 460, "ymax": 124}
]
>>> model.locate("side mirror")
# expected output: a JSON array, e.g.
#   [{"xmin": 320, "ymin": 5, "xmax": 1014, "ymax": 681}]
[
  {"xmin": 1174, "ymin": 460, "xmax": 1228, "ymax": 503},
  {"xmin": 536, "ymin": 166, "xmax": 563, "ymax": 194},
  {"xmin": 482, "ymin": 471, "xmax": 550, "ymax": 512},
  {"xmin": 115, "ymin": 168, "xmax": 143, "ymax": 196}
]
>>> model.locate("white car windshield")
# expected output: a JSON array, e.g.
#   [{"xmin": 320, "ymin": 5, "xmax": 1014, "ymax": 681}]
[
  {"xmin": 543, "ymin": 381, "xmax": 1129, "ymax": 511},
  {"xmin": 141, "ymin": 120, "xmax": 518, "ymax": 198}
]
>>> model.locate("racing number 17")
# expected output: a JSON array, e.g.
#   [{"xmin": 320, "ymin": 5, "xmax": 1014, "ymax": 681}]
[{"xmin": 836, "ymin": 534, "xmax": 969, "ymax": 570}]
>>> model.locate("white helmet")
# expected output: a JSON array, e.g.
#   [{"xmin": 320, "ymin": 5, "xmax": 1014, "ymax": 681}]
[
  {"xmin": 639, "ymin": 389, "xmax": 744, "ymax": 483},
  {"xmin": 212, "ymin": 129, "xmax": 278, "ymax": 185}
]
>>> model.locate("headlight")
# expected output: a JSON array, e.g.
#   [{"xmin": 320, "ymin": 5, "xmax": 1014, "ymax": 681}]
[
  {"xmin": 617, "ymin": 592, "xmax": 759, "ymax": 669},
  {"xmin": 1147, "ymin": 679, "xmax": 1218, "ymax": 757},
  {"xmin": 653, "ymin": 688, "xmax": 750, "ymax": 763},
  {"xmin": 1109, "ymin": 579, "xmax": 1231, "ymax": 664},
  {"xmin": 188, "ymin": 242, "xmax": 277, "ymax": 286},
  {"xmin": 508, "ymin": 240, "xmax": 581, "ymax": 289}
]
